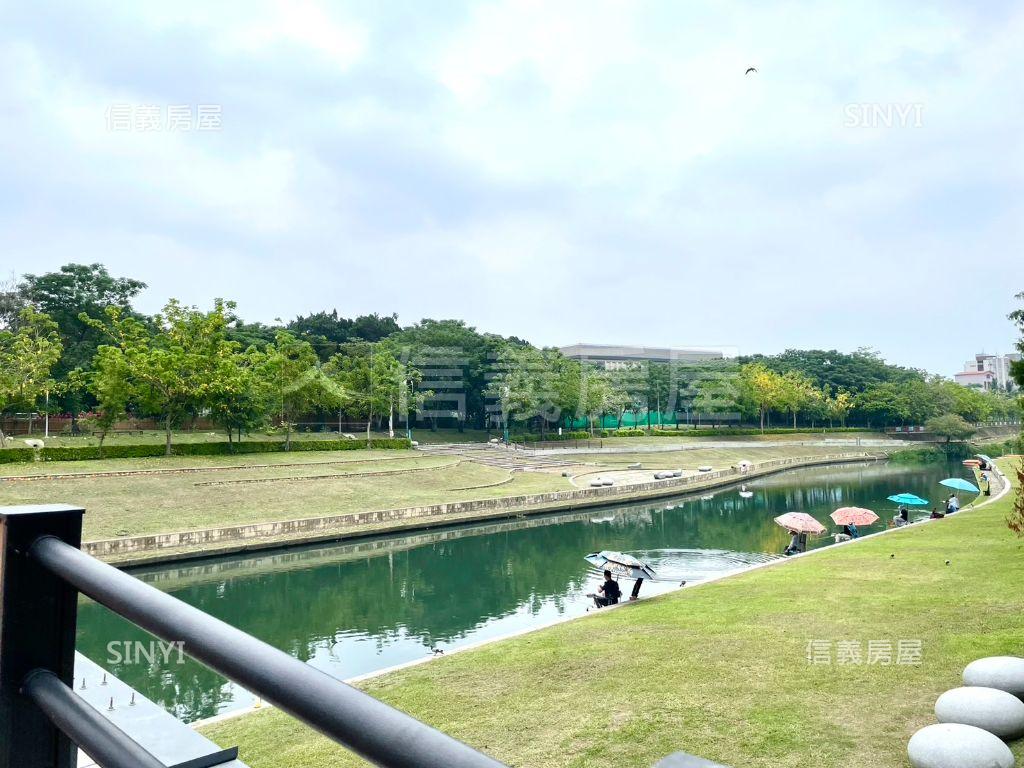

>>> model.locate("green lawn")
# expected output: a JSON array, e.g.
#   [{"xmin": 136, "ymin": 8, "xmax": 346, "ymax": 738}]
[
  {"xmin": 567, "ymin": 444, "xmax": 876, "ymax": 469},
  {"xmin": 0, "ymin": 427, "xmax": 883, "ymax": 452},
  {"xmin": 200, "ymin": 458, "xmax": 1024, "ymax": 768},
  {"xmin": 0, "ymin": 429, "xmax": 401, "ymax": 450},
  {"xmin": 0, "ymin": 455, "xmax": 571, "ymax": 540}
]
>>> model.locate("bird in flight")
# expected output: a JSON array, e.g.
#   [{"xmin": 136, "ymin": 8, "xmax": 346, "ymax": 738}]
[{"xmin": 745, "ymin": 67, "xmax": 758, "ymax": 75}]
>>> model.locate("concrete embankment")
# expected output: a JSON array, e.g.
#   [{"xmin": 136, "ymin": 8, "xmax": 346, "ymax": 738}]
[{"xmin": 90, "ymin": 451, "xmax": 886, "ymax": 567}]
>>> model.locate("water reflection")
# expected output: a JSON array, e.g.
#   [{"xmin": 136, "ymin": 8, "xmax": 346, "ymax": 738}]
[{"xmin": 75, "ymin": 459, "xmax": 967, "ymax": 722}]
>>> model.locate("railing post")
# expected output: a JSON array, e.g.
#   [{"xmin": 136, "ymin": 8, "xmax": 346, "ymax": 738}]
[{"xmin": 0, "ymin": 504, "xmax": 84, "ymax": 768}]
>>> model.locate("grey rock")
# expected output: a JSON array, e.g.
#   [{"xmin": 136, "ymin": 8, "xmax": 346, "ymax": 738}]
[
  {"xmin": 935, "ymin": 686, "xmax": 1024, "ymax": 739},
  {"xmin": 964, "ymin": 656, "xmax": 1024, "ymax": 698},
  {"xmin": 907, "ymin": 723, "xmax": 1014, "ymax": 768},
  {"xmin": 654, "ymin": 754, "xmax": 731, "ymax": 768}
]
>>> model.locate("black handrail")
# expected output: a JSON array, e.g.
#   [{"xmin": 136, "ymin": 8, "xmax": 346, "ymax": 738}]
[
  {"xmin": 21, "ymin": 669, "xmax": 167, "ymax": 768},
  {"xmin": 28, "ymin": 535, "xmax": 506, "ymax": 768}
]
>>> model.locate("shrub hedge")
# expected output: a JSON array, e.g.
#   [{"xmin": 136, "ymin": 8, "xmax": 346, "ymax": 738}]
[
  {"xmin": 516, "ymin": 431, "xmax": 591, "ymax": 442},
  {"xmin": 0, "ymin": 448, "xmax": 36, "ymax": 464},
  {"xmin": 0, "ymin": 438, "xmax": 412, "ymax": 465},
  {"xmin": 889, "ymin": 437, "xmax": 1024, "ymax": 465}
]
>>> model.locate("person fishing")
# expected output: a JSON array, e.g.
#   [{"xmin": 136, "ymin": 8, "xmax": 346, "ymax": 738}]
[{"xmin": 591, "ymin": 570, "xmax": 621, "ymax": 608}]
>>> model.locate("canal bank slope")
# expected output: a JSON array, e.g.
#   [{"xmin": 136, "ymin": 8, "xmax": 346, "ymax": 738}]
[
  {"xmin": 199, "ymin": 457, "xmax": 1024, "ymax": 768},
  {"xmin": 94, "ymin": 450, "xmax": 885, "ymax": 566}
]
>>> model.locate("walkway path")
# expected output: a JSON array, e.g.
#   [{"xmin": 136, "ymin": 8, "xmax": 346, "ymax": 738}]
[{"xmin": 416, "ymin": 442, "xmax": 577, "ymax": 472}]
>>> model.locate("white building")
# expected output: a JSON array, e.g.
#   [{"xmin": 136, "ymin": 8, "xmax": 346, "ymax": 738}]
[
  {"xmin": 559, "ymin": 343, "xmax": 725, "ymax": 371},
  {"xmin": 954, "ymin": 352, "xmax": 1021, "ymax": 391}
]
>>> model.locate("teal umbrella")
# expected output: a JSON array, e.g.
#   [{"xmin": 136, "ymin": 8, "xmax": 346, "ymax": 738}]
[
  {"xmin": 887, "ymin": 493, "xmax": 929, "ymax": 506},
  {"xmin": 940, "ymin": 478, "xmax": 980, "ymax": 493}
]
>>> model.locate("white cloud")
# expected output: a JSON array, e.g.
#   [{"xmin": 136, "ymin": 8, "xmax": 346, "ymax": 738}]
[{"xmin": 1, "ymin": 0, "xmax": 1022, "ymax": 373}]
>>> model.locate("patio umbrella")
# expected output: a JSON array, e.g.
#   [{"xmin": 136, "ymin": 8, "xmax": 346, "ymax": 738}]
[
  {"xmin": 975, "ymin": 454, "xmax": 994, "ymax": 464},
  {"xmin": 584, "ymin": 551, "xmax": 657, "ymax": 580},
  {"xmin": 773, "ymin": 512, "xmax": 826, "ymax": 535},
  {"xmin": 887, "ymin": 493, "xmax": 929, "ymax": 506},
  {"xmin": 940, "ymin": 478, "xmax": 980, "ymax": 494},
  {"xmin": 830, "ymin": 507, "xmax": 879, "ymax": 526}
]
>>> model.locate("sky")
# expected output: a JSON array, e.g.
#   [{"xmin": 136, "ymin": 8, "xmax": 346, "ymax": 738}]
[{"xmin": 1, "ymin": 0, "xmax": 1022, "ymax": 376}]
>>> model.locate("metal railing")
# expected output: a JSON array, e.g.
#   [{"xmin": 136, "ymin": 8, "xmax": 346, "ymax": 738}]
[{"xmin": 0, "ymin": 504, "xmax": 730, "ymax": 768}]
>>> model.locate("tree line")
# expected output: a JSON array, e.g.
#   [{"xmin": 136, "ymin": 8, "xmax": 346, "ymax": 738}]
[{"xmin": 1, "ymin": 264, "xmax": 1021, "ymax": 453}]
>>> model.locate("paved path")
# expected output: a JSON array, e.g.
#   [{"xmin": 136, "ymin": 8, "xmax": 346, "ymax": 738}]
[
  {"xmin": 416, "ymin": 442, "xmax": 577, "ymax": 471},
  {"xmin": 514, "ymin": 437, "xmax": 910, "ymax": 456}
]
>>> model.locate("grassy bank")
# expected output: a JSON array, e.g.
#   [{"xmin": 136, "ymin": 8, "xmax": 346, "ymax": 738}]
[
  {"xmin": 0, "ymin": 444, "xmax": 872, "ymax": 542},
  {"xmin": 200, "ymin": 458, "xmax": 1024, "ymax": 768},
  {"xmin": 0, "ymin": 427, "xmax": 884, "ymax": 454}
]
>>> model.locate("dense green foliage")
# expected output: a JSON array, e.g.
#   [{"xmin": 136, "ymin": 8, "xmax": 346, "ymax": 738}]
[
  {"xmin": 2, "ymin": 264, "xmax": 1021, "ymax": 448},
  {"xmin": 0, "ymin": 438, "xmax": 411, "ymax": 465}
]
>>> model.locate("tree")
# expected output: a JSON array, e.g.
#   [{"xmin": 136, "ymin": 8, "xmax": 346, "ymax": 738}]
[
  {"xmin": 260, "ymin": 331, "xmax": 343, "ymax": 450},
  {"xmin": 391, "ymin": 319, "xmax": 509, "ymax": 430},
  {"xmin": 1011, "ymin": 292, "xmax": 1024, "ymax": 391},
  {"xmin": 645, "ymin": 362, "xmax": 672, "ymax": 428},
  {"xmin": 825, "ymin": 389, "xmax": 854, "ymax": 428},
  {"xmin": 0, "ymin": 308, "xmax": 64, "ymax": 447},
  {"xmin": 924, "ymin": 413, "xmax": 976, "ymax": 444},
  {"xmin": 289, "ymin": 311, "xmax": 401, "ymax": 360},
  {"xmin": 85, "ymin": 299, "xmax": 239, "ymax": 455},
  {"xmin": 855, "ymin": 382, "xmax": 910, "ymax": 427},
  {"xmin": 692, "ymin": 372, "xmax": 740, "ymax": 427},
  {"xmin": 208, "ymin": 348, "xmax": 270, "ymax": 446},
  {"xmin": 739, "ymin": 363, "xmax": 786, "ymax": 431},
  {"xmin": 580, "ymin": 370, "xmax": 614, "ymax": 436},
  {"xmin": 742, "ymin": 347, "xmax": 924, "ymax": 393},
  {"xmin": 484, "ymin": 345, "xmax": 542, "ymax": 439},
  {"xmin": 86, "ymin": 346, "xmax": 132, "ymax": 451},
  {"xmin": 15, "ymin": 263, "xmax": 145, "ymax": 428},
  {"xmin": 778, "ymin": 371, "xmax": 816, "ymax": 428}
]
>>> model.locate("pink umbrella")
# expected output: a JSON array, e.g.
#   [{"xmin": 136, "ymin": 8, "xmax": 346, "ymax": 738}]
[
  {"xmin": 830, "ymin": 507, "xmax": 879, "ymax": 526},
  {"xmin": 774, "ymin": 512, "xmax": 826, "ymax": 535}
]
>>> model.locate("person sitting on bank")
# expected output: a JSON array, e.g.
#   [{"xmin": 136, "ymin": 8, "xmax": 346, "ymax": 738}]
[
  {"xmin": 946, "ymin": 494, "xmax": 960, "ymax": 514},
  {"xmin": 783, "ymin": 531, "xmax": 806, "ymax": 556},
  {"xmin": 893, "ymin": 507, "xmax": 909, "ymax": 527},
  {"xmin": 980, "ymin": 473, "xmax": 991, "ymax": 496},
  {"xmin": 591, "ymin": 570, "xmax": 621, "ymax": 608},
  {"xmin": 930, "ymin": 507, "xmax": 945, "ymax": 519}
]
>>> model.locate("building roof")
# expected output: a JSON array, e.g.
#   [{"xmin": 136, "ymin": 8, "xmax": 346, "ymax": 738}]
[
  {"xmin": 559, "ymin": 343, "xmax": 724, "ymax": 363},
  {"xmin": 954, "ymin": 370, "xmax": 994, "ymax": 381}
]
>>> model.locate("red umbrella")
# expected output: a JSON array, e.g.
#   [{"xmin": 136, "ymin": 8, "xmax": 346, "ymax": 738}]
[
  {"xmin": 774, "ymin": 512, "xmax": 826, "ymax": 535},
  {"xmin": 830, "ymin": 507, "xmax": 879, "ymax": 526}
]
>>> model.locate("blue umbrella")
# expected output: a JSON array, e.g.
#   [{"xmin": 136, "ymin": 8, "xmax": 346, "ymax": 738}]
[
  {"xmin": 887, "ymin": 493, "xmax": 929, "ymax": 506},
  {"xmin": 940, "ymin": 478, "xmax": 980, "ymax": 493}
]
